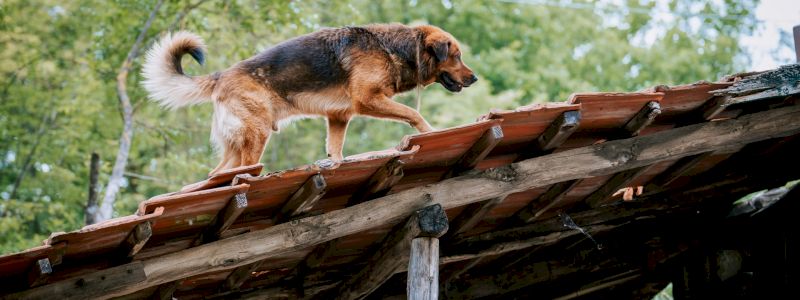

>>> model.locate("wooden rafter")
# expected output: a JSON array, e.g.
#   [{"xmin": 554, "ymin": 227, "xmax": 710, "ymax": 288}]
[
  {"xmin": 442, "ymin": 125, "xmax": 504, "ymax": 179},
  {"xmin": 12, "ymin": 104, "xmax": 800, "ymax": 300}
]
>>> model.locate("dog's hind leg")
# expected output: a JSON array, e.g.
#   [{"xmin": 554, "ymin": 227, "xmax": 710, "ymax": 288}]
[
  {"xmin": 239, "ymin": 127, "xmax": 270, "ymax": 167},
  {"xmin": 209, "ymin": 146, "xmax": 237, "ymax": 176}
]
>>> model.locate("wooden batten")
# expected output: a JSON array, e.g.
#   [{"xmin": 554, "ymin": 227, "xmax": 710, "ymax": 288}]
[
  {"xmin": 150, "ymin": 281, "xmax": 178, "ymax": 300},
  {"xmin": 197, "ymin": 192, "xmax": 248, "ymax": 245},
  {"xmin": 447, "ymin": 196, "xmax": 506, "ymax": 239},
  {"xmin": 120, "ymin": 221, "xmax": 153, "ymax": 258},
  {"xmin": 532, "ymin": 110, "xmax": 581, "ymax": 154},
  {"xmin": 27, "ymin": 258, "xmax": 52, "ymax": 288},
  {"xmin": 442, "ymin": 125, "xmax": 504, "ymax": 179},
  {"xmin": 222, "ymin": 261, "xmax": 264, "ymax": 291},
  {"xmin": 584, "ymin": 166, "xmax": 651, "ymax": 208},
  {"xmin": 646, "ymin": 152, "xmax": 712, "ymax": 192},
  {"xmin": 337, "ymin": 204, "xmax": 448, "ymax": 300},
  {"xmin": 348, "ymin": 157, "xmax": 405, "ymax": 206},
  {"xmin": 275, "ymin": 174, "xmax": 327, "ymax": 223},
  {"xmin": 623, "ymin": 101, "xmax": 661, "ymax": 136},
  {"xmin": 513, "ymin": 179, "xmax": 581, "ymax": 224},
  {"xmin": 699, "ymin": 96, "xmax": 731, "ymax": 121}
]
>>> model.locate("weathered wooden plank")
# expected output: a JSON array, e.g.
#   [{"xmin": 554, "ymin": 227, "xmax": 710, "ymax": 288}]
[
  {"xmin": 442, "ymin": 125, "xmax": 503, "ymax": 179},
  {"xmin": 27, "ymin": 258, "xmax": 52, "ymax": 288},
  {"xmin": 512, "ymin": 180, "xmax": 581, "ymax": 224},
  {"xmin": 532, "ymin": 110, "xmax": 581, "ymax": 154},
  {"xmin": 446, "ymin": 196, "xmax": 506, "ymax": 239},
  {"xmin": 348, "ymin": 158, "xmax": 404, "ymax": 206},
  {"xmin": 274, "ymin": 174, "xmax": 327, "ymax": 223},
  {"xmin": 337, "ymin": 204, "xmax": 448, "ymax": 300},
  {"xmin": 120, "ymin": 221, "xmax": 152, "ymax": 258},
  {"xmin": 9, "ymin": 261, "xmax": 146, "ymax": 300},
  {"xmin": 584, "ymin": 166, "xmax": 652, "ymax": 208},
  {"xmin": 30, "ymin": 105, "xmax": 800, "ymax": 299},
  {"xmin": 623, "ymin": 101, "xmax": 661, "ymax": 136},
  {"xmin": 408, "ymin": 237, "xmax": 440, "ymax": 300},
  {"xmin": 700, "ymin": 96, "xmax": 732, "ymax": 120}
]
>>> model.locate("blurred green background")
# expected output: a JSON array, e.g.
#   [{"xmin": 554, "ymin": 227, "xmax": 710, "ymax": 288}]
[{"xmin": 0, "ymin": 0, "xmax": 791, "ymax": 253}]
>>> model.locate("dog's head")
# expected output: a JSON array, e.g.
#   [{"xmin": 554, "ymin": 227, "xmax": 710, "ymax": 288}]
[{"xmin": 417, "ymin": 25, "xmax": 477, "ymax": 92}]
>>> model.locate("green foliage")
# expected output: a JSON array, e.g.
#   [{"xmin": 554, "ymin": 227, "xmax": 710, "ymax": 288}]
[{"xmin": 0, "ymin": 0, "xmax": 759, "ymax": 253}]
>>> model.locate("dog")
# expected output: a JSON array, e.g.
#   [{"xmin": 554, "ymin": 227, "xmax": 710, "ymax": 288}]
[{"xmin": 142, "ymin": 24, "xmax": 477, "ymax": 175}]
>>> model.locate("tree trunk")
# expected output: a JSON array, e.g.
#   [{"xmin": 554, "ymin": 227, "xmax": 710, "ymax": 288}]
[
  {"xmin": 94, "ymin": 0, "xmax": 165, "ymax": 222},
  {"xmin": 85, "ymin": 152, "xmax": 100, "ymax": 225}
]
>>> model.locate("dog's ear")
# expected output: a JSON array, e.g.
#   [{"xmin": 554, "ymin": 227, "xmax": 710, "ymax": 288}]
[{"xmin": 427, "ymin": 40, "xmax": 449, "ymax": 62}]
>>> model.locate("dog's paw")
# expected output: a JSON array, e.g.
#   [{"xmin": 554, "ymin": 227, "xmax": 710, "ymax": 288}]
[{"xmin": 314, "ymin": 158, "xmax": 341, "ymax": 169}]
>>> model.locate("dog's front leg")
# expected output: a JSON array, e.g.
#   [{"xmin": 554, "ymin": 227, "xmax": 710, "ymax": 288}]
[
  {"xmin": 326, "ymin": 117, "xmax": 349, "ymax": 161},
  {"xmin": 356, "ymin": 95, "xmax": 434, "ymax": 133}
]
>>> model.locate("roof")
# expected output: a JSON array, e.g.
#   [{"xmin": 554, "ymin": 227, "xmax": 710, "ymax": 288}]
[{"xmin": 1, "ymin": 64, "xmax": 799, "ymax": 299}]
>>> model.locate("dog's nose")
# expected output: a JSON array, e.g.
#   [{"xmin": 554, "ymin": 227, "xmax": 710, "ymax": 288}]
[{"xmin": 466, "ymin": 74, "xmax": 478, "ymax": 85}]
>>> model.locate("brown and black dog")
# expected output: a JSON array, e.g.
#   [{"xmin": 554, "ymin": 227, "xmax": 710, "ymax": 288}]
[{"xmin": 142, "ymin": 24, "xmax": 476, "ymax": 175}]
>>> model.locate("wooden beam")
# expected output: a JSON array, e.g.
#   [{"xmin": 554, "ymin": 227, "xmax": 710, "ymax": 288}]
[
  {"xmin": 337, "ymin": 204, "xmax": 448, "ymax": 300},
  {"xmin": 583, "ymin": 166, "xmax": 652, "ymax": 208},
  {"xmin": 699, "ymin": 96, "xmax": 732, "ymax": 120},
  {"xmin": 120, "ymin": 221, "xmax": 152, "ymax": 258},
  {"xmin": 512, "ymin": 179, "xmax": 581, "ymax": 224},
  {"xmin": 348, "ymin": 157, "xmax": 405, "ymax": 206},
  {"xmin": 21, "ymin": 104, "xmax": 800, "ymax": 300},
  {"xmin": 27, "ymin": 258, "xmax": 52, "ymax": 288},
  {"xmin": 446, "ymin": 196, "xmax": 506, "ymax": 239},
  {"xmin": 10, "ymin": 261, "xmax": 146, "ymax": 300},
  {"xmin": 533, "ymin": 110, "xmax": 581, "ymax": 153},
  {"xmin": 274, "ymin": 174, "xmax": 327, "ymax": 223},
  {"xmin": 442, "ymin": 125, "xmax": 503, "ymax": 179},
  {"xmin": 623, "ymin": 101, "xmax": 661, "ymax": 136}
]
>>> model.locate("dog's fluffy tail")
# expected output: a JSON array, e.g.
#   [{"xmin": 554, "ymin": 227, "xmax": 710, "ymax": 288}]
[{"xmin": 142, "ymin": 31, "xmax": 215, "ymax": 109}]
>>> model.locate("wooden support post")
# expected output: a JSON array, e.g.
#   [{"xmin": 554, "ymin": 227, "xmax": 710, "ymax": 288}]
[
  {"xmin": 623, "ymin": 101, "xmax": 661, "ymax": 136},
  {"xmin": 27, "ymin": 258, "xmax": 52, "ymax": 287},
  {"xmin": 533, "ymin": 110, "xmax": 581, "ymax": 154},
  {"xmin": 446, "ymin": 196, "xmax": 506, "ymax": 239},
  {"xmin": 442, "ymin": 125, "xmax": 503, "ymax": 179},
  {"xmin": 337, "ymin": 204, "xmax": 448, "ymax": 300},
  {"xmin": 121, "ymin": 221, "xmax": 152, "ymax": 258},
  {"xmin": 408, "ymin": 237, "xmax": 441, "ymax": 300},
  {"xmin": 150, "ymin": 281, "xmax": 178, "ymax": 300},
  {"xmin": 513, "ymin": 179, "xmax": 581, "ymax": 224},
  {"xmin": 275, "ymin": 174, "xmax": 327, "ymax": 223},
  {"xmin": 348, "ymin": 158, "xmax": 404, "ymax": 206},
  {"xmin": 584, "ymin": 166, "xmax": 651, "ymax": 208}
]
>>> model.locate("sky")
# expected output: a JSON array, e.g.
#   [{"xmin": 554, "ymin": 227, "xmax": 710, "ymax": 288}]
[{"xmin": 741, "ymin": 0, "xmax": 799, "ymax": 70}]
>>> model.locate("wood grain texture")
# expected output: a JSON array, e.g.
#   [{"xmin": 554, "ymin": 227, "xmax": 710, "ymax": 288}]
[
  {"xmin": 442, "ymin": 125, "xmax": 503, "ymax": 179},
  {"xmin": 24, "ymin": 105, "xmax": 800, "ymax": 299},
  {"xmin": 407, "ymin": 237, "xmax": 439, "ymax": 300}
]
